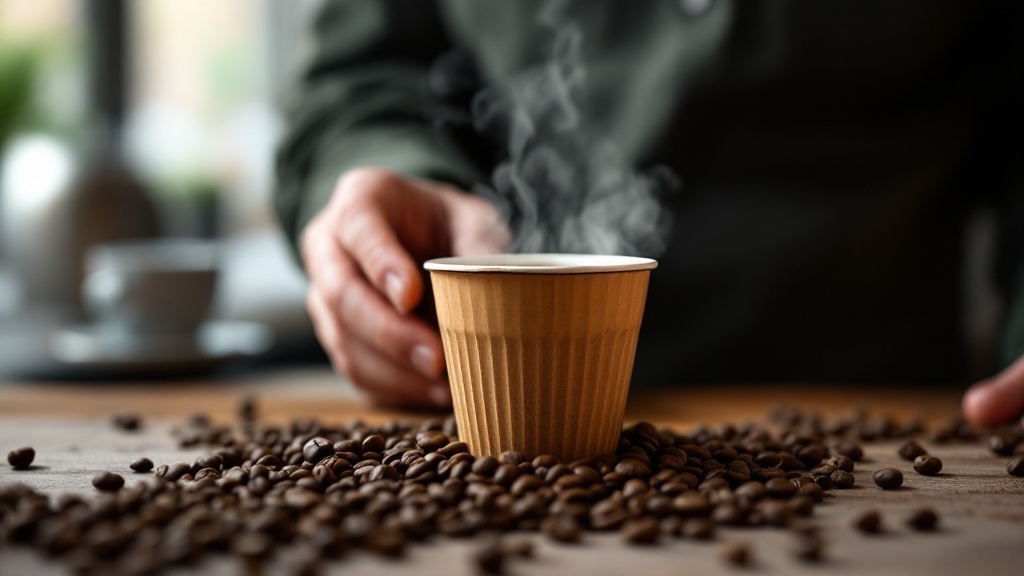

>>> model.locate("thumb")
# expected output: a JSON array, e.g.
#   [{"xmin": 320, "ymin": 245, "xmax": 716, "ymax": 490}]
[{"xmin": 962, "ymin": 354, "xmax": 1024, "ymax": 427}]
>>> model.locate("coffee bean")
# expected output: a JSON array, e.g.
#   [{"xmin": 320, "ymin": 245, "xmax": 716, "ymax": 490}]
[
  {"xmin": 92, "ymin": 472, "xmax": 125, "ymax": 492},
  {"xmin": 761, "ymin": 500, "xmax": 793, "ymax": 527},
  {"xmin": 712, "ymin": 503, "xmax": 747, "ymax": 526},
  {"xmin": 187, "ymin": 412, "xmax": 210, "ymax": 427},
  {"xmin": 505, "ymin": 539, "xmax": 534, "ymax": 558},
  {"xmin": 161, "ymin": 462, "xmax": 191, "ymax": 481},
  {"xmin": 681, "ymin": 517, "xmax": 715, "ymax": 539},
  {"xmin": 541, "ymin": 514, "xmax": 581, "ymax": 543},
  {"xmin": 472, "ymin": 456, "xmax": 499, "ymax": 476},
  {"xmin": 797, "ymin": 481, "xmax": 824, "ymax": 503},
  {"xmin": 872, "ymin": 468, "xmax": 903, "ymax": 490},
  {"xmin": 364, "ymin": 526, "xmax": 407, "ymax": 557},
  {"xmin": 793, "ymin": 533, "xmax": 825, "ymax": 562},
  {"xmin": 832, "ymin": 442, "xmax": 864, "ymax": 462},
  {"xmin": 721, "ymin": 541, "xmax": 752, "ymax": 566},
  {"xmin": 734, "ymin": 481, "xmax": 767, "ymax": 501},
  {"xmin": 7, "ymin": 446, "xmax": 34, "ymax": 469},
  {"xmin": 614, "ymin": 459, "xmax": 652, "ymax": 480},
  {"xmin": 989, "ymin": 432, "xmax": 1019, "ymax": 456},
  {"xmin": 913, "ymin": 455, "xmax": 942, "ymax": 476},
  {"xmin": 112, "ymin": 412, "xmax": 141, "ymax": 431},
  {"xmin": 897, "ymin": 440, "xmax": 927, "ymax": 461},
  {"xmin": 498, "ymin": 451, "xmax": 526, "ymax": 466},
  {"xmin": 788, "ymin": 494, "xmax": 815, "ymax": 516},
  {"xmin": 474, "ymin": 539, "xmax": 506, "ymax": 575},
  {"xmin": 899, "ymin": 509, "xmax": 938, "ymax": 534},
  {"xmin": 233, "ymin": 531, "xmax": 272, "ymax": 559},
  {"xmin": 673, "ymin": 492, "xmax": 711, "ymax": 516},
  {"xmin": 621, "ymin": 516, "xmax": 660, "ymax": 545},
  {"xmin": 238, "ymin": 396, "xmax": 256, "ymax": 421},
  {"xmin": 830, "ymin": 470, "xmax": 855, "ymax": 489},
  {"xmin": 796, "ymin": 444, "xmax": 825, "ymax": 467},
  {"xmin": 303, "ymin": 438, "xmax": 335, "ymax": 464},
  {"xmin": 416, "ymin": 432, "xmax": 449, "ymax": 453},
  {"xmin": 764, "ymin": 477, "xmax": 798, "ymax": 499},
  {"xmin": 826, "ymin": 454, "xmax": 854, "ymax": 472},
  {"xmin": 852, "ymin": 508, "xmax": 882, "ymax": 533},
  {"xmin": 438, "ymin": 441, "xmax": 469, "ymax": 458},
  {"xmin": 127, "ymin": 458, "xmax": 154, "ymax": 473},
  {"xmin": 1007, "ymin": 457, "xmax": 1024, "ymax": 477}
]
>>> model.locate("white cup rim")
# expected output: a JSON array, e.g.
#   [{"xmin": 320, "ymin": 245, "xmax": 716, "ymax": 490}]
[{"xmin": 424, "ymin": 253, "xmax": 658, "ymax": 274}]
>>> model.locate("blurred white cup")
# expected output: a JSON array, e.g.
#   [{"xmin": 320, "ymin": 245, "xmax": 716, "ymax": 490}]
[{"xmin": 82, "ymin": 239, "xmax": 219, "ymax": 334}]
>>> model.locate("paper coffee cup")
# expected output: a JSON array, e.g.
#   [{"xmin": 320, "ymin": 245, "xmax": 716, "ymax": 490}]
[{"xmin": 424, "ymin": 254, "xmax": 656, "ymax": 462}]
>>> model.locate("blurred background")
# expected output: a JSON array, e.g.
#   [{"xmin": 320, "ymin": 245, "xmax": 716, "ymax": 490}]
[
  {"xmin": 0, "ymin": 0, "xmax": 324, "ymax": 378},
  {"xmin": 0, "ymin": 0, "xmax": 1012, "ymax": 383}
]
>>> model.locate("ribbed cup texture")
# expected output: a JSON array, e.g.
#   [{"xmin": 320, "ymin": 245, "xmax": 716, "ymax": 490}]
[{"xmin": 430, "ymin": 270, "xmax": 651, "ymax": 462}]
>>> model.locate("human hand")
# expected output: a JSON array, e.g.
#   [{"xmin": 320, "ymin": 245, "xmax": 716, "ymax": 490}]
[
  {"xmin": 301, "ymin": 168, "xmax": 511, "ymax": 409},
  {"xmin": 962, "ymin": 354, "xmax": 1024, "ymax": 428}
]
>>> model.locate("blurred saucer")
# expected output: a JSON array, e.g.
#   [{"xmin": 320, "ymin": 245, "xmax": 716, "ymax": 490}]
[{"xmin": 50, "ymin": 320, "xmax": 273, "ymax": 375}]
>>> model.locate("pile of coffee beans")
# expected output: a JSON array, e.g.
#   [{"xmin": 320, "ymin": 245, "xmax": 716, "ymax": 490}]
[{"xmin": 1, "ymin": 403, "xmax": 1022, "ymax": 575}]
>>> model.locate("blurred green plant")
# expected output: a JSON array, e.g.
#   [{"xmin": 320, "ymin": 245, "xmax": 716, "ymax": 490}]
[{"xmin": 0, "ymin": 41, "xmax": 37, "ymax": 151}]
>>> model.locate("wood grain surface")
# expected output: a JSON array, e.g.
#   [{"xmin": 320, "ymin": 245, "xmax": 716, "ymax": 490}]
[{"xmin": 1, "ymin": 368, "xmax": 1022, "ymax": 575}]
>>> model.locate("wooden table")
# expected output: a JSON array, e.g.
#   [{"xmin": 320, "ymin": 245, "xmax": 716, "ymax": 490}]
[{"xmin": 1, "ymin": 368, "xmax": 1022, "ymax": 575}]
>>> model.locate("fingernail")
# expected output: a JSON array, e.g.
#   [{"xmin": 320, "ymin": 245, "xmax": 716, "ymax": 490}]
[
  {"xmin": 429, "ymin": 384, "xmax": 452, "ymax": 408},
  {"xmin": 411, "ymin": 345, "xmax": 441, "ymax": 378},
  {"xmin": 385, "ymin": 273, "xmax": 406, "ymax": 312}
]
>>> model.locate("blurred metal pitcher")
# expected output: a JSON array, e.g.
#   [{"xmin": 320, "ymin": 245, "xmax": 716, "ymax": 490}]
[{"xmin": 0, "ymin": 135, "xmax": 159, "ymax": 315}]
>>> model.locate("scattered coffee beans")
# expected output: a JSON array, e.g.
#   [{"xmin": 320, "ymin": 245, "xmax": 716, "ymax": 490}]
[
  {"xmin": 7, "ymin": 446, "xmax": 34, "ymax": 469},
  {"xmin": 129, "ymin": 458, "xmax": 154, "ymax": 473},
  {"xmin": 852, "ymin": 508, "xmax": 882, "ymax": 533},
  {"xmin": 897, "ymin": 440, "xmax": 927, "ymax": 461},
  {"xmin": 913, "ymin": 455, "xmax": 942, "ymax": 476},
  {"xmin": 1008, "ymin": 457, "xmax": 1024, "ymax": 477},
  {"xmin": 873, "ymin": 467, "xmax": 904, "ymax": 489},
  {"xmin": 907, "ymin": 508, "xmax": 939, "ymax": 531},
  {"xmin": 1, "ymin": 406, "xmax": 1015, "ymax": 574},
  {"xmin": 91, "ymin": 471, "xmax": 125, "ymax": 492}
]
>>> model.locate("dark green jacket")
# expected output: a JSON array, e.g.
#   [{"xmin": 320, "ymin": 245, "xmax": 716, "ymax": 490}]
[{"xmin": 276, "ymin": 0, "xmax": 1023, "ymax": 385}]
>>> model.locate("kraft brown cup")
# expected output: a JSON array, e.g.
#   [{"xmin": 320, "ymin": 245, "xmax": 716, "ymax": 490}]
[{"xmin": 424, "ymin": 254, "xmax": 656, "ymax": 462}]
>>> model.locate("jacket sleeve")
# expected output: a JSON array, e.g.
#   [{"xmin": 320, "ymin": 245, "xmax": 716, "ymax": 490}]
[{"xmin": 273, "ymin": 0, "xmax": 483, "ymax": 248}]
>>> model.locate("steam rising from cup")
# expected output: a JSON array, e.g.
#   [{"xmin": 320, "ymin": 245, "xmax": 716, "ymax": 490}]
[{"xmin": 471, "ymin": 0, "xmax": 677, "ymax": 257}]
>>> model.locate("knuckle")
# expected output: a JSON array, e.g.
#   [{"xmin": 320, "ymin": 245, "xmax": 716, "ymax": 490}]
[
  {"xmin": 323, "ymin": 283, "xmax": 341, "ymax": 316},
  {"xmin": 339, "ymin": 217, "xmax": 389, "ymax": 276},
  {"xmin": 337, "ymin": 167, "xmax": 397, "ymax": 202},
  {"xmin": 373, "ymin": 314, "xmax": 405, "ymax": 356},
  {"xmin": 339, "ymin": 278, "xmax": 364, "ymax": 318},
  {"xmin": 299, "ymin": 218, "xmax": 325, "ymax": 263}
]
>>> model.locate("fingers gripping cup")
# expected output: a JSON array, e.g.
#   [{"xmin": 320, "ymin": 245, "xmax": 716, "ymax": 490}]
[{"xmin": 424, "ymin": 254, "xmax": 656, "ymax": 462}]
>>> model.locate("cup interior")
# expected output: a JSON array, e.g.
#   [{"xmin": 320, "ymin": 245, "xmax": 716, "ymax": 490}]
[{"xmin": 424, "ymin": 253, "xmax": 657, "ymax": 274}]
